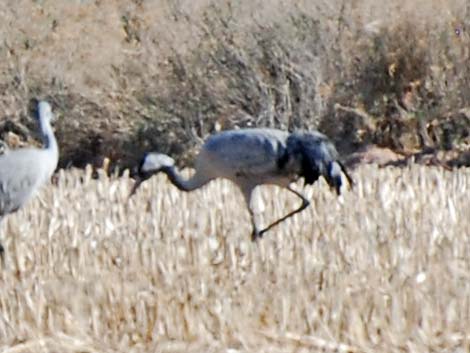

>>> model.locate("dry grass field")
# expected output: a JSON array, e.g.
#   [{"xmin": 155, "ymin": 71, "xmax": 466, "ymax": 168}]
[
  {"xmin": 0, "ymin": 1, "xmax": 467, "ymax": 351},
  {"xmin": 0, "ymin": 165, "xmax": 468, "ymax": 352}
]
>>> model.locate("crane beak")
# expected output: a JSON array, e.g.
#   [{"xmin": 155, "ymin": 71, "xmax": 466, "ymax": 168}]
[
  {"xmin": 128, "ymin": 171, "xmax": 152, "ymax": 198},
  {"xmin": 128, "ymin": 177, "xmax": 143, "ymax": 198}
]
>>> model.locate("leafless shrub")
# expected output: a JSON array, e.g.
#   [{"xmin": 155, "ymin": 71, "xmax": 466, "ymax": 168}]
[{"xmin": 0, "ymin": 0, "xmax": 468, "ymax": 169}]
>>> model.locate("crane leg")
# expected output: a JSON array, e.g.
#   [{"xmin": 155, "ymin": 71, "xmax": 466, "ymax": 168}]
[
  {"xmin": 0, "ymin": 243, "xmax": 4, "ymax": 266},
  {"xmin": 240, "ymin": 186, "xmax": 262, "ymax": 241},
  {"xmin": 258, "ymin": 186, "xmax": 310, "ymax": 237},
  {"xmin": 248, "ymin": 208, "xmax": 261, "ymax": 241}
]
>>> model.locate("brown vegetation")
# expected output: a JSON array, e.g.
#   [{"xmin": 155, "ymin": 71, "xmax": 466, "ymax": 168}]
[
  {"xmin": 0, "ymin": 165, "xmax": 469, "ymax": 352},
  {"xmin": 0, "ymin": 0, "xmax": 467, "ymax": 170}
]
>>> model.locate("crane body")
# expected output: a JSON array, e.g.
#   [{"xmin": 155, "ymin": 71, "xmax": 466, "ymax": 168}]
[
  {"xmin": 131, "ymin": 128, "xmax": 353, "ymax": 240},
  {"xmin": 0, "ymin": 101, "xmax": 58, "ymax": 260}
]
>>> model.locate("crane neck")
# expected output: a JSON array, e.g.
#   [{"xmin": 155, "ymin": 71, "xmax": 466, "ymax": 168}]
[
  {"xmin": 161, "ymin": 166, "xmax": 211, "ymax": 192},
  {"xmin": 39, "ymin": 115, "xmax": 59, "ymax": 159}
]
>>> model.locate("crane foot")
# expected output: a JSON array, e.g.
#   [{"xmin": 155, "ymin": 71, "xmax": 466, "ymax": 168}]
[{"xmin": 251, "ymin": 229, "xmax": 262, "ymax": 241}]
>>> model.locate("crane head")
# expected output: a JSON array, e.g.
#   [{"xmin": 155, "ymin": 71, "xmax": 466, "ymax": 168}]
[
  {"xmin": 37, "ymin": 101, "xmax": 54, "ymax": 123},
  {"xmin": 129, "ymin": 153, "xmax": 175, "ymax": 197}
]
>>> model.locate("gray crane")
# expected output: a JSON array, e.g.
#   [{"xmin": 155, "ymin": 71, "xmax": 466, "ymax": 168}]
[
  {"xmin": 0, "ymin": 101, "xmax": 59, "ymax": 260},
  {"xmin": 130, "ymin": 128, "xmax": 353, "ymax": 240}
]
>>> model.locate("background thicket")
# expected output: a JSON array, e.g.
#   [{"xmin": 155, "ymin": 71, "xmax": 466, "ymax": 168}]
[{"xmin": 0, "ymin": 0, "xmax": 468, "ymax": 170}]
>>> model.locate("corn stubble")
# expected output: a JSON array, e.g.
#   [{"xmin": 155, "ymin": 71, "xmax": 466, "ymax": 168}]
[{"xmin": 0, "ymin": 165, "xmax": 468, "ymax": 352}]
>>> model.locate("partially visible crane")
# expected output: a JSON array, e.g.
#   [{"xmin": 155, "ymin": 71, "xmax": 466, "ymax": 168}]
[
  {"xmin": 130, "ymin": 128, "xmax": 353, "ymax": 240},
  {"xmin": 0, "ymin": 101, "xmax": 59, "ymax": 261}
]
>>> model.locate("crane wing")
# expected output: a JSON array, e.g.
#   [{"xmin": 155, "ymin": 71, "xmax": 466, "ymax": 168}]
[{"xmin": 201, "ymin": 128, "xmax": 289, "ymax": 178}]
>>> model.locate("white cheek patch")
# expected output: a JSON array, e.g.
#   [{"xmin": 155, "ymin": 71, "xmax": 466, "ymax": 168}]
[{"xmin": 329, "ymin": 161, "xmax": 342, "ymax": 177}]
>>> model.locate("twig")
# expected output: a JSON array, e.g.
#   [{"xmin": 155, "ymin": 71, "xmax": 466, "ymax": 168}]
[
  {"xmin": 0, "ymin": 334, "xmax": 103, "ymax": 353},
  {"xmin": 258, "ymin": 330, "xmax": 361, "ymax": 352},
  {"xmin": 334, "ymin": 103, "xmax": 376, "ymax": 131}
]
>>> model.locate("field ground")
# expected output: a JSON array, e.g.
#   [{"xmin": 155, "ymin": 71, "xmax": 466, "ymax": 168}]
[{"xmin": 0, "ymin": 165, "xmax": 468, "ymax": 352}]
